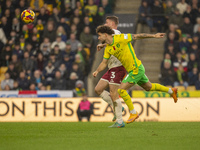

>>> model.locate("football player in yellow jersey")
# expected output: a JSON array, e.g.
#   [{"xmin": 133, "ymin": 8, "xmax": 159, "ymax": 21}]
[{"xmin": 93, "ymin": 25, "xmax": 178, "ymax": 125}]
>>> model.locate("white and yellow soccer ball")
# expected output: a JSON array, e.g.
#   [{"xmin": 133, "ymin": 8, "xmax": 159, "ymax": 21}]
[{"xmin": 21, "ymin": 9, "xmax": 35, "ymax": 23}]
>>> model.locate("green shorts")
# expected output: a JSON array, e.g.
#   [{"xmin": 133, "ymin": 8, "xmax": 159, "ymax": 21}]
[{"xmin": 122, "ymin": 64, "xmax": 149, "ymax": 86}]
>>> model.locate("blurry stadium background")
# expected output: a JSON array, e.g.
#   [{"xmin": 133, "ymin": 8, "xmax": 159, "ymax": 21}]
[{"xmin": 0, "ymin": 0, "xmax": 200, "ymax": 149}]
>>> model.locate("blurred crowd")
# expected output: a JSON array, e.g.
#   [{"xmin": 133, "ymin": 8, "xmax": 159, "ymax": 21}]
[
  {"xmin": 0, "ymin": 0, "xmax": 115, "ymax": 96},
  {"xmin": 139, "ymin": 0, "xmax": 200, "ymax": 90}
]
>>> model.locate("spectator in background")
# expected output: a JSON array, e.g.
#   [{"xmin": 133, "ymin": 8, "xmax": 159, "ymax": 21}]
[
  {"xmin": 188, "ymin": 53, "xmax": 198, "ymax": 72},
  {"xmin": 70, "ymin": 62, "xmax": 84, "ymax": 81},
  {"xmin": 30, "ymin": 70, "xmax": 45, "ymax": 90},
  {"xmin": 0, "ymin": 44, "xmax": 12, "ymax": 66},
  {"xmin": 167, "ymin": 24, "xmax": 179, "ymax": 41},
  {"xmin": 173, "ymin": 52, "xmax": 188, "ymax": 72},
  {"xmin": 181, "ymin": 17, "xmax": 194, "ymax": 36},
  {"xmin": 195, "ymin": 72, "xmax": 200, "ymax": 90},
  {"xmin": 13, "ymin": 80, "xmax": 20, "ymax": 90},
  {"xmin": 161, "ymin": 53, "xmax": 171, "ymax": 69},
  {"xmin": 43, "ymin": 61, "xmax": 55, "ymax": 85},
  {"xmin": 11, "ymin": 54, "xmax": 22, "ymax": 73},
  {"xmin": 151, "ymin": 0, "xmax": 164, "ymax": 32},
  {"xmin": 176, "ymin": 0, "xmax": 188, "ymax": 15},
  {"xmin": 168, "ymin": 8, "xmax": 184, "ymax": 28},
  {"xmin": 58, "ymin": 63, "xmax": 68, "ymax": 79},
  {"xmin": 101, "ymin": 0, "xmax": 112, "ymax": 14},
  {"xmin": 164, "ymin": 0, "xmax": 175, "ymax": 28},
  {"xmin": 29, "ymin": 83, "xmax": 36, "ymax": 90},
  {"xmin": 193, "ymin": 17, "xmax": 200, "ymax": 33},
  {"xmin": 174, "ymin": 64, "xmax": 189, "ymax": 89},
  {"xmin": 190, "ymin": 0, "xmax": 200, "ymax": 24},
  {"xmin": 30, "ymin": 34, "xmax": 40, "ymax": 51},
  {"xmin": 50, "ymin": 7, "xmax": 62, "ymax": 25},
  {"xmin": 94, "ymin": 7, "xmax": 105, "ymax": 27},
  {"xmin": 74, "ymin": 53, "xmax": 85, "ymax": 75},
  {"xmin": 17, "ymin": 71, "xmax": 30, "ymax": 90},
  {"xmin": 70, "ymin": 24, "xmax": 79, "ymax": 39},
  {"xmin": 35, "ymin": 53, "xmax": 45, "ymax": 71},
  {"xmin": 1, "ymin": 16, "xmax": 11, "ymax": 39},
  {"xmin": 165, "ymin": 44, "xmax": 177, "ymax": 62},
  {"xmin": 36, "ymin": 19, "xmax": 44, "ymax": 36},
  {"xmin": 51, "ymin": 36, "xmax": 66, "ymax": 51},
  {"xmin": 179, "ymin": 34, "xmax": 190, "ymax": 51},
  {"xmin": 66, "ymin": 72, "xmax": 78, "ymax": 90},
  {"xmin": 188, "ymin": 67, "xmax": 199, "ymax": 85},
  {"xmin": 62, "ymin": 2, "xmax": 73, "ymax": 19},
  {"xmin": 22, "ymin": 51, "xmax": 35, "ymax": 74},
  {"xmin": 189, "ymin": 43, "xmax": 199, "ymax": 56},
  {"xmin": 52, "ymin": 44, "xmax": 62, "ymax": 61},
  {"xmin": 62, "ymin": 54, "xmax": 73, "ymax": 72},
  {"xmin": 12, "ymin": 43, "xmax": 23, "ymax": 61},
  {"xmin": 183, "ymin": 5, "xmax": 193, "ymax": 24},
  {"xmin": 56, "ymin": 26, "xmax": 67, "ymax": 42},
  {"xmin": 7, "ymin": 30, "xmax": 17, "ymax": 46},
  {"xmin": 62, "ymin": 41, "xmax": 76, "ymax": 62},
  {"xmin": 6, "ymin": 62, "xmax": 18, "ymax": 80},
  {"xmin": 1, "ymin": 72, "xmax": 14, "ymax": 90},
  {"xmin": 77, "ymin": 43, "xmax": 88, "ymax": 64},
  {"xmin": 25, "ymin": 43, "xmax": 34, "ymax": 59},
  {"xmin": 192, "ymin": 34, "xmax": 200, "ymax": 48},
  {"xmin": 73, "ymin": 80, "xmax": 86, "ymax": 97},
  {"xmin": 77, "ymin": 94, "xmax": 93, "ymax": 121},
  {"xmin": 164, "ymin": 32, "xmax": 180, "ymax": 52},
  {"xmin": 51, "ymin": 70, "xmax": 66, "ymax": 90},
  {"xmin": 48, "ymin": 53, "xmax": 61, "ymax": 68},
  {"xmin": 80, "ymin": 26, "xmax": 93, "ymax": 49},
  {"xmin": 37, "ymin": 7, "xmax": 49, "ymax": 25},
  {"xmin": 84, "ymin": 0, "xmax": 98, "ymax": 16},
  {"xmin": 18, "ymin": 0, "xmax": 26, "ymax": 12},
  {"xmin": 12, "ymin": 18, "xmax": 20, "ymax": 34},
  {"xmin": 181, "ymin": 47, "xmax": 189, "ymax": 62},
  {"xmin": 4, "ymin": 9, "xmax": 12, "ymax": 27},
  {"xmin": 30, "ymin": 0, "xmax": 44, "ymax": 12},
  {"xmin": 139, "ymin": 0, "xmax": 153, "ymax": 31},
  {"xmin": 43, "ymin": 22, "xmax": 56, "ymax": 43},
  {"xmin": 40, "ymin": 37, "xmax": 51, "ymax": 53},
  {"xmin": 0, "ymin": 27, "xmax": 7, "ymax": 53},
  {"xmin": 82, "ymin": 16, "xmax": 96, "ymax": 35},
  {"xmin": 66, "ymin": 33, "xmax": 81, "ymax": 52},
  {"xmin": 160, "ymin": 59, "xmax": 175, "ymax": 86},
  {"xmin": 59, "ymin": 17, "xmax": 71, "ymax": 36}
]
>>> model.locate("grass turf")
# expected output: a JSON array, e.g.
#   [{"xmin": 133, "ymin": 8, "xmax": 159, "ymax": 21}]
[{"xmin": 0, "ymin": 122, "xmax": 200, "ymax": 150}]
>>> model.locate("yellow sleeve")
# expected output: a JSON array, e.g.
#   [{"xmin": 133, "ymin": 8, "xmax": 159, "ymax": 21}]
[
  {"xmin": 114, "ymin": 34, "xmax": 133, "ymax": 43},
  {"xmin": 103, "ymin": 47, "xmax": 111, "ymax": 60}
]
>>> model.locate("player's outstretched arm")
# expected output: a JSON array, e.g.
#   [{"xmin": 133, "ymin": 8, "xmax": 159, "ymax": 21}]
[
  {"xmin": 132, "ymin": 33, "xmax": 165, "ymax": 40},
  {"xmin": 93, "ymin": 58, "xmax": 108, "ymax": 77}
]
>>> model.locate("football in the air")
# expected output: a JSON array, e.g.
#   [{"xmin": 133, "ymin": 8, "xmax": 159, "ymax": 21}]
[{"xmin": 21, "ymin": 9, "xmax": 35, "ymax": 23}]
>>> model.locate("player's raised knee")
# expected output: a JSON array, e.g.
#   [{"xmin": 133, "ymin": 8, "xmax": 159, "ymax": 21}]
[{"xmin": 94, "ymin": 86, "xmax": 102, "ymax": 95}]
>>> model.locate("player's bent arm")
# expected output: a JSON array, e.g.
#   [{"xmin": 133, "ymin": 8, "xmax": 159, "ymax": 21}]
[
  {"xmin": 93, "ymin": 58, "xmax": 108, "ymax": 77},
  {"xmin": 131, "ymin": 33, "xmax": 165, "ymax": 40},
  {"xmin": 97, "ymin": 43, "xmax": 107, "ymax": 51}
]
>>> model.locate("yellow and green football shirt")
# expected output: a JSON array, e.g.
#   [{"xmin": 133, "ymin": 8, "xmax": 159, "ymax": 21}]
[{"xmin": 103, "ymin": 34, "xmax": 142, "ymax": 74}]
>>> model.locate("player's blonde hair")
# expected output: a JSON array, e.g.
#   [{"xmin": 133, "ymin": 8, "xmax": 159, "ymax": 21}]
[{"xmin": 106, "ymin": 16, "xmax": 119, "ymax": 25}]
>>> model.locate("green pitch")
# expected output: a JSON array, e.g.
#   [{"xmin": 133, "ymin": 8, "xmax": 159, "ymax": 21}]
[{"xmin": 0, "ymin": 122, "xmax": 200, "ymax": 150}]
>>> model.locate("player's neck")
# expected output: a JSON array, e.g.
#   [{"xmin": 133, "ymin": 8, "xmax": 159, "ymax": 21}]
[{"xmin": 106, "ymin": 36, "xmax": 113, "ymax": 45}]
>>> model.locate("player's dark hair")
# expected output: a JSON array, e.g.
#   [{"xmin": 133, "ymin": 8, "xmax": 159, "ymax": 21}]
[
  {"xmin": 106, "ymin": 16, "xmax": 119, "ymax": 25},
  {"xmin": 96, "ymin": 25, "xmax": 114, "ymax": 35}
]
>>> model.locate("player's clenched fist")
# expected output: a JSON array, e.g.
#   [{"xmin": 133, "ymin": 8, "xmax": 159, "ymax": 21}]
[
  {"xmin": 97, "ymin": 43, "xmax": 107, "ymax": 51},
  {"xmin": 93, "ymin": 71, "xmax": 99, "ymax": 77}
]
